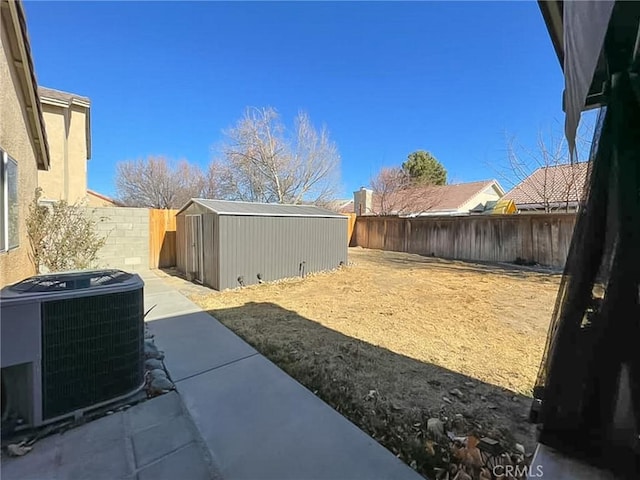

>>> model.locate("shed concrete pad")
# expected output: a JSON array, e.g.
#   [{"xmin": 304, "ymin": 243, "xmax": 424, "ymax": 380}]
[
  {"xmin": 176, "ymin": 354, "xmax": 420, "ymax": 480},
  {"xmin": 146, "ymin": 311, "xmax": 257, "ymax": 382}
]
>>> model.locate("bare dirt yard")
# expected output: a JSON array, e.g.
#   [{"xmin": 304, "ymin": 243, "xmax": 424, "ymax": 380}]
[{"xmin": 190, "ymin": 247, "xmax": 562, "ymax": 478}]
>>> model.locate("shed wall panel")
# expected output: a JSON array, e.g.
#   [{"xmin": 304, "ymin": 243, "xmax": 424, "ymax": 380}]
[
  {"xmin": 176, "ymin": 215, "xmax": 186, "ymax": 273},
  {"xmin": 201, "ymin": 213, "xmax": 220, "ymax": 290},
  {"xmin": 218, "ymin": 216, "xmax": 347, "ymax": 290}
]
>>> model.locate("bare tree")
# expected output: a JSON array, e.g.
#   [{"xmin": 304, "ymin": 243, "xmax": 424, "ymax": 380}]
[
  {"xmin": 369, "ymin": 167, "xmax": 442, "ymax": 216},
  {"xmin": 115, "ymin": 156, "xmax": 207, "ymax": 209},
  {"xmin": 495, "ymin": 123, "xmax": 593, "ymax": 212},
  {"xmin": 212, "ymin": 107, "xmax": 341, "ymax": 204}
]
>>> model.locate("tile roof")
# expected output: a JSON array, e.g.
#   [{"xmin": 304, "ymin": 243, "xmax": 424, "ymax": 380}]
[
  {"xmin": 371, "ymin": 180, "xmax": 501, "ymax": 215},
  {"xmin": 180, "ymin": 199, "xmax": 347, "ymax": 218},
  {"xmin": 502, "ymin": 162, "xmax": 589, "ymax": 208}
]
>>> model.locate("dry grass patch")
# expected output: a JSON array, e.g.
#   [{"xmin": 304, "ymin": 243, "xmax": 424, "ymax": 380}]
[{"xmin": 191, "ymin": 248, "xmax": 561, "ymax": 478}]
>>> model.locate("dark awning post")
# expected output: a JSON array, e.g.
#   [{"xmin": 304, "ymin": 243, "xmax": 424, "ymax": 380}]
[{"xmin": 533, "ymin": 2, "xmax": 640, "ymax": 478}]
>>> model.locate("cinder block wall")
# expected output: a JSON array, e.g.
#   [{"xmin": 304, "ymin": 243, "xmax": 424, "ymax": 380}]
[{"xmin": 84, "ymin": 207, "xmax": 150, "ymax": 271}]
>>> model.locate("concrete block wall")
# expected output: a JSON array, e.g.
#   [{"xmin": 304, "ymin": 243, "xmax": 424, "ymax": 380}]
[{"xmin": 83, "ymin": 207, "xmax": 149, "ymax": 271}]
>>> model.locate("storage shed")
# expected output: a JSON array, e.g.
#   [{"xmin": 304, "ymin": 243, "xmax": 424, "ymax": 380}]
[{"xmin": 175, "ymin": 199, "xmax": 348, "ymax": 290}]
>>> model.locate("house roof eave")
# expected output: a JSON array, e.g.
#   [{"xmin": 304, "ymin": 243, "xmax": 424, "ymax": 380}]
[
  {"xmin": 3, "ymin": 0, "xmax": 50, "ymax": 170},
  {"xmin": 38, "ymin": 87, "xmax": 92, "ymax": 160}
]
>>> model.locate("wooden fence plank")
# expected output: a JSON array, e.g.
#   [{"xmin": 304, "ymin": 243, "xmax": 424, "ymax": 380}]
[
  {"xmin": 353, "ymin": 213, "xmax": 577, "ymax": 268},
  {"xmin": 344, "ymin": 213, "xmax": 357, "ymax": 246},
  {"xmin": 149, "ymin": 209, "xmax": 178, "ymax": 269}
]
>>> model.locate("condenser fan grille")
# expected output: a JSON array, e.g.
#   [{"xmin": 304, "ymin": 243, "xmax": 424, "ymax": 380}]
[
  {"xmin": 41, "ymin": 289, "xmax": 144, "ymax": 420},
  {"xmin": 11, "ymin": 270, "xmax": 134, "ymax": 293}
]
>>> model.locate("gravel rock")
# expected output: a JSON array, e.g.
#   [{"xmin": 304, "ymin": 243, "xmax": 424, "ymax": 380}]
[
  {"xmin": 443, "ymin": 396, "xmax": 453, "ymax": 404},
  {"xmin": 450, "ymin": 388, "xmax": 464, "ymax": 398},
  {"xmin": 150, "ymin": 368, "xmax": 168, "ymax": 379},
  {"xmin": 427, "ymin": 418, "xmax": 446, "ymax": 440},
  {"xmin": 149, "ymin": 376, "xmax": 175, "ymax": 394},
  {"xmin": 145, "ymin": 358, "xmax": 164, "ymax": 370},
  {"xmin": 145, "ymin": 348, "xmax": 165, "ymax": 360}
]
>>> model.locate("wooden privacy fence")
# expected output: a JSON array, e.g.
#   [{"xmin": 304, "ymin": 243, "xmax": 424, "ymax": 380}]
[
  {"xmin": 149, "ymin": 209, "xmax": 178, "ymax": 268},
  {"xmin": 344, "ymin": 213, "xmax": 357, "ymax": 246},
  {"xmin": 353, "ymin": 213, "xmax": 578, "ymax": 268}
]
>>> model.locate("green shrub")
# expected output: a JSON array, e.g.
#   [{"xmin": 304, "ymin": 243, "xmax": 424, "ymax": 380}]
[{"xmin": 27, "ymin": 188, "xmax": 109, "ymax": 272}]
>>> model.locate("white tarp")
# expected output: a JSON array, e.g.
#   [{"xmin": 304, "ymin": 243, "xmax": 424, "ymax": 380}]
[{"xmin": 563, "ymin": 0, "xmax": 615, "ymax": 159}]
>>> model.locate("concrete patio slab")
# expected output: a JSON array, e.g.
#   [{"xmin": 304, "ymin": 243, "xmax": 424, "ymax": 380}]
[
  {"xmin": 1, "ymin": 392, "xmax": 218, "ymax": 480},
  {"xmin": 57, "ymin": 410, "xmax": 126, "ymax": 454},
  {"xmin": 132, "ymin": 414, "xmax": 195, "ymax": 468},
  {"xmin": 1, "ymin": 434, "xmax": 60, "ymax": 480},
  {"xmin": 124, "ymin": 388, "xmax": 182, "ymax": 432},
  {"xmin": 147, "ymin": 311, "xmax": 257, "ymax": 382},
  {"xmin": 144, "ymin": 291, "xmax": 201, "ymax": 320},
  {"xmin": 176, "ymin": 354, "xmax": 419, "ymax": 480},
  {"xmin": 60, "ymin": 438, "xmax": 130, "ymax": 480},
  {"xmin": 138, "ymin": 269, "xmax": 421, "ymax": 480},
  {"xmin": 137, "ymin": 443, "xmax": 216, "ymax": 480}
]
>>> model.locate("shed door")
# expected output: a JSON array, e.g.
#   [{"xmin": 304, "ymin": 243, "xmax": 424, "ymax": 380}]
[{"xmin": 185, "ymin": 214, "xmax": 204, "ymax": 283}]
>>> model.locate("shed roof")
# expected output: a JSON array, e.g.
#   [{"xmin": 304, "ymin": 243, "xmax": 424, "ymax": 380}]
[{"xmin": 178, "ymin": 199, "xmax": 347, "ymax": 218}]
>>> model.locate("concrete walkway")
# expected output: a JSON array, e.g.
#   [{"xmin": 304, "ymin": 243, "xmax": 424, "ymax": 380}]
[
  {"xmin": 1, "ymin": 392, "xmax": 217, "ymax": 480},
  {"xmin": 141, "ymin": 270, "xmax": 421, "ymax": 480}
]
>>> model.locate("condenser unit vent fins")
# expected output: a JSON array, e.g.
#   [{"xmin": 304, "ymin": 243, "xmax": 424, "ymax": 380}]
[{"xmin": 41, "ymin": 289, "xmax": 144, "ymax": 420}]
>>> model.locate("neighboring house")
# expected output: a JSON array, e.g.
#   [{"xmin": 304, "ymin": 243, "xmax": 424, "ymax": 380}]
[
  {"xmin": 0, "ymin": 0, "xmax": 50, "ymax": 287},
  {"xmin": 469, "ymin": 198, "xmax": 517, "ymax": 215},
  {"xmin": 87, "ymin": 189, "xmax": 120, "ymax": 207},
  {"xmin": 324, "ymin": 198, "xmax": 354, "ymax": 214},
  {"xmin": 338, "ymin": 200, "xmax": 354, "ymax": 214},
  {"xmin": 502, "ymin": 162, "xmax": 588, "ymax": 212},
  {"xmin": 353, "ymin": 180, "xmax": 505, "ymax": 216},
  {"xmin": 37, "ymin": 86, "xmax": 91, "ymax": 204}
]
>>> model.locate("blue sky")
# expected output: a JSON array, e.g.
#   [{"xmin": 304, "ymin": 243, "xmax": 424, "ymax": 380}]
[{"xmin": 24, "ymin": 1, "xmax": 568, "ymax": 199}]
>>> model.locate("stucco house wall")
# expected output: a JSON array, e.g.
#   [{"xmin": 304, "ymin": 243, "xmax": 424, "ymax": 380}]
[
  {"xmin": 0, "ymin": 0, "xmax": 49, "ymax": 287},
  {"xmin": 37, "ymin": 88, "xmax": 90, "ymax": 204}
]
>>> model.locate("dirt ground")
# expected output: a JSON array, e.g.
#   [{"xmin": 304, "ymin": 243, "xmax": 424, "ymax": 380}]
[{"xmin": 190, "ymin": 247, "xmax": 562, "ymax": 477}]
